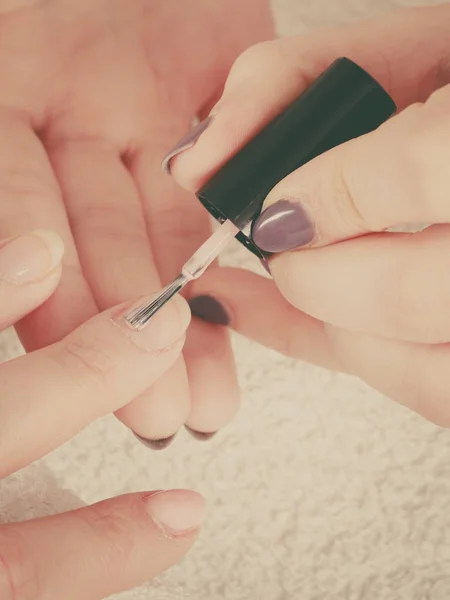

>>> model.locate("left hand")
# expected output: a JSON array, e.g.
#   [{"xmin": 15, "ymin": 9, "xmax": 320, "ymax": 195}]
[
  {"xmin": 168, "ymin": 5, "xmax": 450, "ymax": 428},
  {"xmin": 0, "ymin": 0, "xmax": 274, "ymax": 445}
]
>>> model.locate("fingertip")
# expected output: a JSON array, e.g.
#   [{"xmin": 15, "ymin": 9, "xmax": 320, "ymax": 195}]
[
  {"xmin": 183, "ymin": 317, "xmax": 240, "ymax": 433},
  {"xmin": 252, "ymin": 199, "xmax": 317, "ymax": 253},
  {"xmin": 133, "ymin": 432, "xmax": 177, "ymax": 451},
  {"xmin": 189, "ymin": 295, "xmax": 231, "ymax": 326},
  {"xmin": 167, "ymin": 94, "xmax": 270, "ymax": 192},
  {"xmin": 0, "ymin": 229, "xmax": 65, "ymax": 287},
  {"xmin": 144, "ymin": 490, "xmax": 206, "ymax": 538},
  {"xmin": 117, "ymin": 294, "xmax": 191, "ymax": 353},
  {"xmin": 167, "ymin": 114, "xmax": 225, "ymax": 192},
  {"xmin": 173, "ymin": 294, "xmax": 192, "ymax": 332},
  {"xmin": 32, "ymin": 229, "xmax": 65, "ymax": 272},
  {"xmin": 161, "ymin": 116, "xmax": 214, "ymax": 177}
]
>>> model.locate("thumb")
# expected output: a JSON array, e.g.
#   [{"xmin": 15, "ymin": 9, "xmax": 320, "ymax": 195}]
[
  {"xmin": 0, "ymin": 490, "xmax": 204, "ymax": 600},
  {"xmin": 251, "ymin": 79, "xmax": 450, "ymax": 253}
]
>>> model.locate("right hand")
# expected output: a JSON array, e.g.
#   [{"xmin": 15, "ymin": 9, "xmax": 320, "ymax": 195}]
[
  {"xmin": 168, "ymin": 3, "xmax": 450, "ymax": 427},
  {"xmin": 0, "ymin": 229, "xmax": 203, "ymax": 600}
]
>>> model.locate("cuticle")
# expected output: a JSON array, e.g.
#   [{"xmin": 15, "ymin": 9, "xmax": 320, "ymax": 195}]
[{"xmin": 108, "ymin": 316, "xmax": 186, "ymax": 356}]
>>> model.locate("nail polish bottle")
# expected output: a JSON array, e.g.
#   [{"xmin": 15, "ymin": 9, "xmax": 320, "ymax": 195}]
[{"xmin": 195, "ymin": 57, "xmax": 396, "ymax": 258}]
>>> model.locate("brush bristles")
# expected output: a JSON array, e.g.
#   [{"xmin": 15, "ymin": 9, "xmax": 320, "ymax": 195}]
[{"xmin": 124, "ymin": 275, "xmax": 186, "ymax": 331}]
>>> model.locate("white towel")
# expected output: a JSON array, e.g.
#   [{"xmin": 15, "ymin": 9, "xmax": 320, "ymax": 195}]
[{"xmin": 2, "ymin": 1, "xmax": 449, "ymax": 598}]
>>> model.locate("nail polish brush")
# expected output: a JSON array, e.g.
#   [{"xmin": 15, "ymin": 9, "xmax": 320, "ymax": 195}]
[
  {"xmin": 125, "ymin": 219, "xmax": 238, "ymax": 330},
  {"xmin": 125, "ymin": 58, "xmax": 396, "ymax": 330}
]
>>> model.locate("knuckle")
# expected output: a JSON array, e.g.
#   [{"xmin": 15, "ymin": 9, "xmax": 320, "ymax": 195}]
[
  {"xmin": 56, "ymin": 334, "xmax": 115, "ymax": 395},
  {"xmin": 76, "ymin": 501, "xmax": 137, "ymax": 572},
  {"xmin": 403, "ymin": 103, "xmax": 440, "ymax": 165},
  {"xmin": 71, "ymin": 202, "xmax": 148, "ymax": 247},
  {"xmin": 0, "ymin": 167, "xmax": 56, "ymax": 204},
  {"xmin": 333, "ymin": 151, "xmax": 372, "ymax": 233},
  {"xmin": 0, "ymin": 529, "xmax": 40, "ymax": 600},
  {"xmin": 152, "ymin": 202, "xmax": 206, "ymax": 252}
]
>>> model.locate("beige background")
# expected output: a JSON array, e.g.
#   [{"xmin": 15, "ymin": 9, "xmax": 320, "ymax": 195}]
[{"xmin": 1, "ymin": 1, "xmax": 449, "ymax": 599}]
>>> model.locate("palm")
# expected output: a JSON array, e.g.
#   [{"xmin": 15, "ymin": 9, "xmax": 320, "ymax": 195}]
[{"xmin": 0, "ymin": 0, "xmax": 273, "ymax": 441}]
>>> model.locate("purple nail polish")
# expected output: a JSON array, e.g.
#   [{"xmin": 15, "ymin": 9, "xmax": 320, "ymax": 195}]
[
  {"xmin": 252, "ymin": 199, "xmax": 316, "ymax": 253},
  {"xmin": 185, "ymin": 426, "xmax": 217, "ymax": 441},
  {"xmin": 162, "ymin": 116, "xmax": 213, "ymax": 174},
  {"xmin": 189, "ymin": 295, "xmax": 230, "ymax": 326},
  {"xmin": 260, "ymin": 257, "xmax": 272, "ymax": 275},
  {"xmin": 133, "ymin": 432, "xmax": 176, "ymax": 451}
]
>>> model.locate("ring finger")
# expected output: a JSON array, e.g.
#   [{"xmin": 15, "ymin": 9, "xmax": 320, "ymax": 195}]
[
  {"xmin": 190, "ymin": 266, "xmax": 450, "ymax": 427},
  {"xmin": 49, "ymin": 138, "xmax": 191, "ymax": 446}
]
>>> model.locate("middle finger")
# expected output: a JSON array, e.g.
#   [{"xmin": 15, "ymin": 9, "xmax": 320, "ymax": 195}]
[
  {"xmin": 271, "ymin": 224, "xmax": 450, "ymax": 344},
  {"xmin": 0, "ymin": 294, "xmax": 189, "ymax": 478},
  {"xmin": 49, "ymin": 139, "xmax": 191, "ymax": 443},
  {"xmin": 131, "ymin": 127, "xmax": 240, "ymax": 437}
]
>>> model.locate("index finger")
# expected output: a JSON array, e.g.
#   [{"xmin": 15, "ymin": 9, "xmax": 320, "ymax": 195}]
[
  {"xmin": 168, "ymin": 4, "xmax": 449, "ymax": 191},
  {"xmin": 0, "ymin": 295, "xmax": 190, "ymax": 478}
]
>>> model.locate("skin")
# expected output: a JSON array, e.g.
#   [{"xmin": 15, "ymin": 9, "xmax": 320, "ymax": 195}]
[
  {"xmin": 170, "ymin": 3, "xmax": 450, "ymax": 428},
  {"xmin": 0, "ymin": 2, "xmax": 273, "ymax": 595},
  {"xmin": 0, "ymin": 229, "xmax": 204, "ymax": 600},
  {"xmin": 0, "ymin": 0, "xmax": 274, "ymax": 440}
]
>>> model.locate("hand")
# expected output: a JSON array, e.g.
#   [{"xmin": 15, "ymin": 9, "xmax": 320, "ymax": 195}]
[
  {"xmin": 0, "ymin": 0, "xmax": 274, "ymax": 446},
  {"xmin": 167, "ymin": 4, "xmax": 450, "ymax": 427},
  {"xmin": 0, "ymin": 229, "xmax": 204, "ymax": 600}
]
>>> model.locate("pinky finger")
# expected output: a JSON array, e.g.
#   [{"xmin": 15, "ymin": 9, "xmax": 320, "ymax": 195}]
[{"xmin": 0, "ymin": 230, "xmax": 64, "ymax": 330}]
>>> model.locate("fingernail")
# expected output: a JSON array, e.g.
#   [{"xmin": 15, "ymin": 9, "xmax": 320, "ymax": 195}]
[
  {"xmin": 0, "ymin": 229, "xmax": 64, "ymax": 285},
  {"xmin": 118, "ymin": 295, "xmax": 191, "ymax": 352},
  {"xmin": 189, "ymin": 295, "xmax": 230, "ymax": 326},
  {"xmin": 252, "ymin": 200, "xmax": 316, "ymax": 253},
  {"xmin": 133, "ymin": 431, "xmax": 177, "ymax": 451},
  {"xmin": 145, "ymin": 490, "xmax": 206, "ymax": 537},
  {"xmin": 162, "ymin": 116, "xmax": 213, "ymax": 174},
  {"xmin": 185, "ymin": 426, "xmax": 217, "ymax": 441},
  {"xmin": 260, "ymin": 257, "xmax": 272, "ymax": 275}
]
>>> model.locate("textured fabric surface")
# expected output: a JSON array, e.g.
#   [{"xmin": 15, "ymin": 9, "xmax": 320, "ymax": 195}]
[{"xmin": 1, "ymin": 1, "xmax": 449, "ymax": 599}]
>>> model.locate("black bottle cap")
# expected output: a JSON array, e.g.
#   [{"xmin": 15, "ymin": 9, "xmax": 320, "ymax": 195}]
[{"xmin": 196, "ymin": 57, "xmax": 396, "ymax": 258}]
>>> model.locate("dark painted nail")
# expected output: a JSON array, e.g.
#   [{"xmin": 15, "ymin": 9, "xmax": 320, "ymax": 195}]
[
  {"xmin": 162, "ymin": 116, "xmax": 213, "ymax": 174},
  {"xmin": 189, "ymin": 295, "xmax": 230, "ymax": 326},
  {"xmin": 133, "ymin": 431, "xmax": 176, "ymax": 451},
  {"xmin": 185, "ymin": 426, "xmax": 217, "ymax": 441},
  {"xmin": 252, "ymin": 199, "xmax": 316, "ymax": 253},
  {"xmin": 260, "ymin": 257, "xmax": 272, "ymax": 275}
]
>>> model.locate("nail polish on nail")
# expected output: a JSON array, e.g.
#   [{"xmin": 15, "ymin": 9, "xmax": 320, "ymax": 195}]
[
  {"xmin": 260, "ymin": 258, "xmax": 272, "ymax": 275},
  {"xmin": 145, "ymin": 490, "xmax": 206, "ymax": 537},
  {"xmin": 189, "ymin": 295, "xmax": 230, "ymax": 326},
  {"xmin": 133, "ymin": 432, "xmax": 177, "ymax": 451},
  {"xmin": 252, "ymin": 199, "xmax": 316, "ymax": 253},
  {"xmin": 162, "ymin": 116, "xmax": 213, "ymax": 174},
  {"xmin": 0, "ymin": 229, "xmax": 64, "ymax": 285},
  {"xmin": 185, "ymin": 426, "xmax": 217, "ymax": 441}
]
